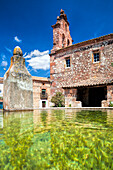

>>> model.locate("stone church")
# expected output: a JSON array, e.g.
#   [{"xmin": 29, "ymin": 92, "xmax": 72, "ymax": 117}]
[{"xmin": 50, "ymin": 9, "xmax": 113, "ymax": 107}]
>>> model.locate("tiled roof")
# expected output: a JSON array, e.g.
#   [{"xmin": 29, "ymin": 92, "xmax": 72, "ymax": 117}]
[
  {"xmin": 0, "ymin": 77, "xmax": 3, "ymax": 83},
  {"xmin": 32, "ymin": 76, "xmax": 50, "ymax": 82},
  {"xmin": 62, "ymin": 77, "xmax": 113, "ymax": 88},
  {"xmin": 50, "ymin": 33, "xmax": 113, "ymax": 55}
]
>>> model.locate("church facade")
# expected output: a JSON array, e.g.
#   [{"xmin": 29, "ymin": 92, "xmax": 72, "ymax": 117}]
[{"xmin": 50, "ymin": 9, "xmax": 113, "ymax": 107}]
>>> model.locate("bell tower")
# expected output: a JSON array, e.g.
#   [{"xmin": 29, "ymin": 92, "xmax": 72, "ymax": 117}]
[{"xmin": 51, "ymin": 9, "xmax": 72, "ymax": 53}]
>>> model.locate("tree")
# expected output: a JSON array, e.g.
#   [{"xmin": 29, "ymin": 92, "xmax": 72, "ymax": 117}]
[{"xmin": 51, "ymin": 92, "xmax": 65, "ymax": 107}]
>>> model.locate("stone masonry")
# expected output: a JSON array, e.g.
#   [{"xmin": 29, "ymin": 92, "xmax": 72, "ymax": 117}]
[
  {"xmin": 3, "ymin": 46, "xmax": 33, "ymax": 111},
  {"xmin": 51, "ymin": 9, "xmax": 72, "ymax": 53},
  {"xmin": 50, "ymin": 10, "xmax": 113, "ymax": 107}
]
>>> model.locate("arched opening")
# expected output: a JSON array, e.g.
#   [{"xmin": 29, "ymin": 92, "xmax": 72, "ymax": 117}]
[
  {"xmin": 62, "ymin": 34, "xmax": 65, "ymax": 47},
  {"xmin": 67, "ymin": 39, "xmax": 70, "ymax": 46},
  {"xmin": 65, "ymin": 24, "xmax": 67, "ymax": 31}
]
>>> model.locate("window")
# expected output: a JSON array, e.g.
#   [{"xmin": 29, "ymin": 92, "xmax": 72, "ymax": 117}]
[
  {"xmin": 66, "ymin": 58, "xmax": 70, "ymax": 67},
  {"xmin": 93, "ymin": 51, "xmax": 100, "ymax": 62},
  {"xmin": 42, "ymin": 89, "xmax": 46, "ymax": 95}
]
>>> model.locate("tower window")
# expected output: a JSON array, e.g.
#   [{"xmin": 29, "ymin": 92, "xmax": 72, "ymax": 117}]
[
  {"xmin": 65, "ymin": 24, "xmax": 67, "ymax": 31},
  {"xmin": 93, "ymin": 50, "xmax": 100, "ymax": 62},
  {"xmin": 62, "ymin": 34, "xmax": 65, "ymax": 47},
  {"xmin": 66, "ymin": 57, "xmax": 70, "ymax": 67},
  {"xmin": 67, "ymin": 39, "xmax": 70, "ymax": 46}
]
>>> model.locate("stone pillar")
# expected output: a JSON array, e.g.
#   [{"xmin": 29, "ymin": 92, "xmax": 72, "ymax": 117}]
[
  {"xmin": 3, "ymin": 46, "xmax": 33, "ymax": 111},
  {"xmin": 101, "ymin": 100, "xmax": 108, "ymax": 107},
  {"xmin": 107, "ymin": 85, "xmax": 113, "ymax": 106}
]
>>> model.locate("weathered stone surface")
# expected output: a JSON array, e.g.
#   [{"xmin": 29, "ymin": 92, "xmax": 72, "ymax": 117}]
[
  {"xmin": 107, "ymin": 85, "xmax": 113, "ymax": 105},
  {"xmin": 65, "ymin": 97, "xmax": 82, "ymax": 107},
  {"xmin": 3, "ymin": 46, "xmax": 33, "ymax": 110},
  {"xmin": 101, "ymin": 100, "xmax": 108, "ymax": 107}
]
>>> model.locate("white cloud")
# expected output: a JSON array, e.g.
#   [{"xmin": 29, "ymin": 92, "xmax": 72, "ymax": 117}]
[
  {"xmin": 24, "ymin": 49, "xmax": 50, "ymax": 71},
  {"xmin": 1, "ymin": 54, "xmax": 6, "ymax": 60},
  {"xmin": 5, "ymin": 47, "xmax": 12, "ymax": 54},
  {"xmin": 1, "ymin": 61, "xmax": 8, "ymax": 67},
  {"xmin": 23, "ymin": 52, "xmax": 27, "ymax": 57},
  {"xmin": 14, "ymin": 36, "xmax": 22, "ymax": 43},
  {"xmin": 45, "ymin": 70, "xmax": 50, "ymax": 76}
]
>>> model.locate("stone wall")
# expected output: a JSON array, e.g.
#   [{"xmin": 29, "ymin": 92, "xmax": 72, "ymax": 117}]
[
  {"xmin": 65, "ymin": 97, "xmax": 82, "ymax": 107},
  {"xmin": 50, "ymin": 36, "xmax": 113, "ymax": 100},
  {"xmin": 50, "ymin": 39, "xmax": 113, "ymax": 95}
]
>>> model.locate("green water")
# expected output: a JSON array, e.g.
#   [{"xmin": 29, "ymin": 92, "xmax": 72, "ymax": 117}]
[{"xmin": 0, "ymin": 109, "xmax": 113, "ymax": 169}]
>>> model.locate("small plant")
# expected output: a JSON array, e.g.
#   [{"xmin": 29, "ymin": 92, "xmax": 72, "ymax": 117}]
[
  {"xmin": 69, "ymin": 104, "xmax": 71, "ymax": 107},
  {"xmin": 109, "ymin": 101, "xmax": 113, "ymax": 107},
  {"xmin": 51, "ymin": 92, "xmax": 65, "ymax": 107}
]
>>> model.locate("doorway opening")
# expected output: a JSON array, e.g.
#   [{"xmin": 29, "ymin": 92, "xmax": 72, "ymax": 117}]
[
  {"xmin": 77, "ymin": 86, "xmax": 107, "ymax": 107},
  {"xmin": 42, "ymin": 101, "xmax": 46, "ymax": 108}
]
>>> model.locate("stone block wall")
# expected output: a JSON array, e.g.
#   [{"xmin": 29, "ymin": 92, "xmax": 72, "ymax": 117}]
[
  {"xmin": 101, "ymin": 100, "xmax": 108, "ymax": 107},
  {"xmin": 65, "ymin": 97, "xmax": 82, "ymax": 107}
]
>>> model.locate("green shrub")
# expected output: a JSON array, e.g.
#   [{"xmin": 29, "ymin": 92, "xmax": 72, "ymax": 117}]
[
  {"xmin": 69, "ymin": 104, "xmax": 71, "ymax": 107},
  {"xmin": 51, "ymin": 92, "xmax": 65, "ymax": 107},
  {"xmin": 109, "ymin": 101, "xmax": 113, "ymax": 107}
]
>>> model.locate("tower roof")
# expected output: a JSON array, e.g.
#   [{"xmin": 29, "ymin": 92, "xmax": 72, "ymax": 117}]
[
  {"xmin": 52, "ymin": 9, "xmax": 69, "ymax": 28},
  {"xmin": 59, "ymin": 9, "xmax": 68, "ymax": 24},
  {"xmin": 60, "ymin": 9, "xmax": 64, "ymax": 14}
]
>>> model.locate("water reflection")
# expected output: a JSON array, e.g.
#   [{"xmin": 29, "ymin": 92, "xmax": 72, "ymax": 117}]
[
  {"xmin": 0, "ymin": 112, "xmax": 3, "ymax": 128},
  {"xmin": 76, "ymin": 110, "xmax": 107, "ymax": 124},
  {"xmin": 2, "ymin": 111, "xmax": 33, "ymax": 169},
  {"xmin": 0, "ymin": 109, "xmax": 113, "ymax": 169}
]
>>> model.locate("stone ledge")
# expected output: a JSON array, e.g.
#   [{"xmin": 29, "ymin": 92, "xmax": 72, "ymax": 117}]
[{"xmin": 3, "ymin": 108, "xmax": 33, "ymax": 112}]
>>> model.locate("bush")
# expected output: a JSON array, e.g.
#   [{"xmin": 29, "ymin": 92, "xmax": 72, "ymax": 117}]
[
  {"xmin": 51, "ymin": 92, "xmax": 65, "ymax": 107},
  {"xmin": 69, "ymin": 104, "xmax": 71, "ymax": 107},
  {"xmin": 0, "ymin": 97, "xmax": 3, "ymax": 100},
  {"xmin": 109, "ymin": 101, "xmax": 113, "ymax": 107}
]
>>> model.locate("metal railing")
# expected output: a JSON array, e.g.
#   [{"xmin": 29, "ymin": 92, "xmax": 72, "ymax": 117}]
[{"xmin": 40, "ymin": 93, "xmax": 48, "ymax": 99}]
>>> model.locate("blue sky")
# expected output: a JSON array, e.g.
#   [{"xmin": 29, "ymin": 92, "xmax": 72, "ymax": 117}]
[{"xmin": 0, "ymin": 0, "xmax": 113, "ymax": 78}]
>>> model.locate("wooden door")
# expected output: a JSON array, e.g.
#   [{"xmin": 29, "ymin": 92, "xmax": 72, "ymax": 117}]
[{"xmin": 42, "ymin": 101, "xmax": 46, "ymax": 107}]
